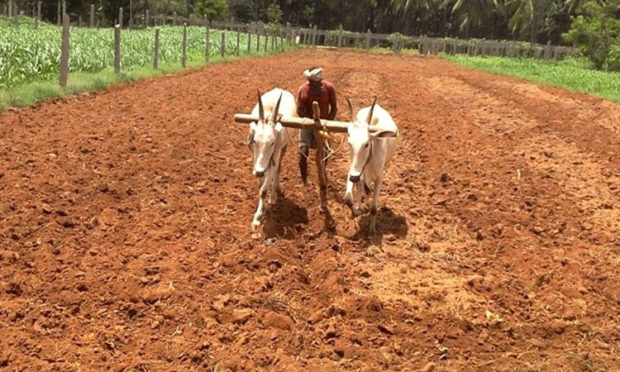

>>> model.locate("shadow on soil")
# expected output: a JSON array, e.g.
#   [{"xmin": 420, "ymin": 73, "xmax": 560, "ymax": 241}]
[
  {"xmin": 263, "ymin": 196, "xmax": 309, "ymax": 239},
  {"xmin": 352, "ymin": 206, "xmax": 408, "ymax": 248}
]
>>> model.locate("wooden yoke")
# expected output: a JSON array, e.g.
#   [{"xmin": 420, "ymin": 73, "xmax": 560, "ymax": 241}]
[{"xmin": 312, "ymin": 102, "xmax": 328, "ymax": 203}]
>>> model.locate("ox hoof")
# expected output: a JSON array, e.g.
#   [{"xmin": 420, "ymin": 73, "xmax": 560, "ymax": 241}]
[{"xmin": 251, "ymin": 220, "xmax": 261, "ymax": 231}]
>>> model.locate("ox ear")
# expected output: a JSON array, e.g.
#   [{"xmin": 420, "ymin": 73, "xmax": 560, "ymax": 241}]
[
  {"xmin": 371, "ymin": 130, "xmax": 398, "ymax": 139},
  {"xmin": 247, "ymin": 122, "xmax": 257, "ymax": 145}
]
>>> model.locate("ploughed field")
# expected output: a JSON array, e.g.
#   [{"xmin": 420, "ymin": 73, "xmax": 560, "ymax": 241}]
[{"xmin": 0, "ymin": 49, "xmax": 618, "ymax": 371}]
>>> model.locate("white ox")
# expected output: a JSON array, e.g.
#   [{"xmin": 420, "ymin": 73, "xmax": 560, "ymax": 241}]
[
  {"xmin": 247, "ymin": 88, "xmax": 297, "ymax": 231},
  {"xmin": 344, "ymin": 97, "xmax": 400, "ymax": 233}
]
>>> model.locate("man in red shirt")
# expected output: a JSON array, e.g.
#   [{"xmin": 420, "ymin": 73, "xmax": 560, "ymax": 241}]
[{"xmin": 296, "ymin": 67, "xmax": 338, "ymax": 185}]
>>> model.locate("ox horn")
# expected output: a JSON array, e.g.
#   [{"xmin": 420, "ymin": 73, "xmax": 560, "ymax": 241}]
[
  {"xmin": 367, "ymin": 96, "xmax": 377, "ymax": 125},
  {"xmin": 346, "ymin": 97, "xmax": 355, "ymax": 122},
  {"xmin": 273, "ymin": 92, "xmax": 283, "ymax": 122},
  {"xmin": 257, "ymin": 89, "xmax": 265, "ymax": 121}
]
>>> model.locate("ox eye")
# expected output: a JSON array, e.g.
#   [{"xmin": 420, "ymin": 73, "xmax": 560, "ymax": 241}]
[{"xmin": 364, "ymin": 143, "xmax": 369, "ymax": 148}]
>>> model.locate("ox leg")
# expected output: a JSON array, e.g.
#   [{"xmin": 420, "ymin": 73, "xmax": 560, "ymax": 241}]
[
  {"xmin": 368, "ymin": 177, "xmax": 383, "ymax": 234},
  {"xmin": 275, "ymin": 146, "xmax": 286, "ymax": 199},
  {"xmin": 252, "ymin": 178, "xmax": 269, "ymax": 231},
  {"xmin": 344, "ymin": 178, "xmax": 355, "ymax": 212},
  {"xmin": 354, "ymin": 178, "xmax": 364, "ymax": 214}
]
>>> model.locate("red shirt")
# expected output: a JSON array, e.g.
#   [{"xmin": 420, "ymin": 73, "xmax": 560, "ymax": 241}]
[{"xmin": 296, "ymin": 80, "xmax": 337, "ymax": 120}]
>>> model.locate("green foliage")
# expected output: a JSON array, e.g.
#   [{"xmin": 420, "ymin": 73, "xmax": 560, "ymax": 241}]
[
  {"xmin": 387, "ymin": 32, "xmax": 409, "ymax": 47},
  {"xmin": 195, "ymin": 0, "xmax": 229, "ymax": 21},
  {"xmin": 265, "ymin": 3, "xmax": 283, "ymax": 33},
  {"xmin": 0, "ymin": 16, "xmax": 291, "ymax": 89},
  {"xmin": 562, "ymin": 0, "xmax": 620, "ymax": 71},
  {"xmin": 447, "ymin": 54, "xmax": 620, "ymax": 102},
  {"xmin": 266, "ymin": 3, "xmax": 282, "ymax": 24}
]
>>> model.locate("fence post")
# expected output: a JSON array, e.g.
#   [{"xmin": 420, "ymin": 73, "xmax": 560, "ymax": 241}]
[
  {"xmin": 205, "ymin": 23, "xmax": 210, "ymax": 61},
  {"xmin": 114, "ymin": 25, "xmax": 121, "ymax": 73},
  {"xmin": 118, "ymin": 7, "xmax": 123, "ymax": 29},
  {"xmin": 129, "ymin": 0, "xmax": 133, "ymax": 28},
  {"xmin": 59, "ymin": 13, "xmax": 70, "ymax": 88},
  {"xmin": 182, "ymin": 23, "xmax": 187, "ymax": 68},
  {"xmin": 271, "ymin": 31, "xmax": 275, "ymax": 49},
  {"xmin": 88, "ymin": 4, "xmax": 94, "ymax": 27},
  {"xmin": 154, "ymin": 28, "xmax": 160, "ymax": 69},
  {"xmin": 145, "ymin": 9, "xmax": 150, "ymax": 27},
  {"xmin": 338, "ymin": 24, "xmax": 343, "ymax": 48},
  {"xmin": 247, "ymin": 28, "xmax": 251, "ymax": 53},
  {"xmin": 544, "ymin": 40, "xmax": 552, "ymax": 59},
  {"xmin": 56, "ymin": 1, "xmax": 60, "ymax": 26},
  {"xmin": 256, "ymin": 31, "xmax": 260, "ymax": 52},
  {"xmin": 312, "ymin": 25, "xmax": 317, "ymax": 45},
  {"xmin": 236, "ymin": 27, "xmax": 240, "ymax": 56},
  {"xmin": 62, "ymin": 0, "xmax": 66, "ymax": 17},
  {"xmin": 173, "ymin": 11, "xmax": 177, "ymax": 26},
  {"xmin": 220, "ymin": 30, "xmax": 225, "ymax": 57},
  {"xmin": 264, "ymin": 32, "xmax": 268, "ymax": 54}
]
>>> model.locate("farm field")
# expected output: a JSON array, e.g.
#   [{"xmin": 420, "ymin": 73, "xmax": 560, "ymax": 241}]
[
  {"xmin": 0, "ymin": 48, "xmax": 618, "ymax": 371},
  {"xmin": 447, "ymin": 55, "xmax": 620, "ymax": 103},
  {"xmin": 1, "ymin": 16, "xmax": 280, "ymax": 89}
]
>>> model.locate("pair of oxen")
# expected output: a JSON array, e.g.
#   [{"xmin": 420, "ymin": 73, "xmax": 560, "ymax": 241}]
[{"xmin": 245, "ymin": 88, "xmax": 399, "ymax": 233}]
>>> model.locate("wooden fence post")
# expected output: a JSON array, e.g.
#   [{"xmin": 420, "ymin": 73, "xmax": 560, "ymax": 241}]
[
  {"xmin": 154, "ymin": 28, "xmax": 160, "ymax": 68},
  {"xmin": 182, "ymin": 23, "xmax": 187, "ymax": 68},
  {"xmin": 247, "ymin": 28, "xmax": 251, "ymax": 53},
  {"xmin": 119, "ymin": 7, "xmax": 123, "ymax": 29},
  {"xmin": 145, "ymin": 9, "xmax": 150, "ymax": 27},
  {"xmin": 62, "ymin": 0, "xmax": 66, "ymax": 17},
  {"xmin": 37, "ymin": 1, "xmax": 41, "ymax": 21},
  {"xmin": 205, "ymin": 24, "xmax": 210, "ymax": 61},
  {"xmin": 338, "ymin": 24, "xmax": 343, "ymax": 48},
  {"xmin": 56, "ymin": 1, "xmax": 60, "ymax": 26},
  {"xmin": 312, "ymin": 25, "xmax": 317, "ymax": 45},
  {"xmin": 264, "ymin": 32, "xmax": 268, "ymax": 54},
  {"xmin": 365, "ymin": 29, "xmax": 371, "ymax": 49},
  {"xmin": 173, "ymin": 11, "xmax": 177, "ymax": 26},
  {"xmin": 236, "ymin": 28, "xmax": 240, "ymax": 56},
  {"xmin": 544, "ymin": 40, "xmax": 552, "ymax": 59},
  {"xmin": 220, "ymin": 30, "xmax": 225, "ymax": 57},
  {"xmin": 256, "ymin": 31, "xmax": 260, "ymax": 52},
  {"xmin": 271, "ymin": 31, "xmax": 275, "ymax": 49},
  {"xmin": 89, "ymin": 4, "xmax": 94, "ymax": 27},
  {"xmin": 129, "ymin": 0, "xmax": 133, "ymax": 28},
  {"xmin": 114, "ymin": 25, "xmax": 121, "ymax": 73},
  {"xmin": 59, "ymin": 13, "xmax": 70, "ymax": 87}
]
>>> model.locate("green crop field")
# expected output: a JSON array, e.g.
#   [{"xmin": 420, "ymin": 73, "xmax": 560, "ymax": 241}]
[
  {"xmin": 0, "ymin": 16, "xmax": 284, "ymax": 89},
  {"xmin": 446, "ymin": 55, "xmax": 620, "ymax": 103}
]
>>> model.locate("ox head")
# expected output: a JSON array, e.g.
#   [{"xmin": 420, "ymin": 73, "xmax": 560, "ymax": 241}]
[
  {"xmin": 346, "ymin": 97, "xmax": 377, "ymax": 183},
  {"xmin": 346, "ymin": 97, "xmax": 398, "ymax": 183},
  {"xmin": 247, "ymin": 90, "xmax": 284, "ymax": 178}
]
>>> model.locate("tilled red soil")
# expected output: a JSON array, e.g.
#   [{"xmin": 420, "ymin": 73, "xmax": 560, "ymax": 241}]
[{"xmin": 0, "ymin": 49, "xmax": 618, "ymax": 371}]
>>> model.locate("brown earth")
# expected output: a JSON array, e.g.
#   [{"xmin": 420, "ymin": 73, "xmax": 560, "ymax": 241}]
[{"xmin": 0, "ymin": 49, "xmax": 618, "ymax": 371}]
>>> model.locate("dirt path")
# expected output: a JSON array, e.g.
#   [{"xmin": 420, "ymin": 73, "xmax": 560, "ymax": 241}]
[{"xmin": 0, "ymin": 49, "xmax": 618, "ymax": 371}]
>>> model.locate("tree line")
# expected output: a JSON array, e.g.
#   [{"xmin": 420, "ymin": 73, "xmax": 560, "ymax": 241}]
[{"xmin": 4, "ymin": 0, "xmax": 618, "ymax": 47}]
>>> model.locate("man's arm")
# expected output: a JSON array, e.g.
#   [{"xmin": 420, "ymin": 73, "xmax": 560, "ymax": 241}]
[
  {"xmin": 296, "ymin": 86, "xmax": 307, "ymax": 117},
  {"xmin": 327, "ymin": 85, "xmax": 337, "ymax": 120}
]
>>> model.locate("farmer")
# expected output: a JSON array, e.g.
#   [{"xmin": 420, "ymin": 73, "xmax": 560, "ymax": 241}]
[{"xmin": 296, "ymin": 67, "xmax": 338, "ymax": 185}]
